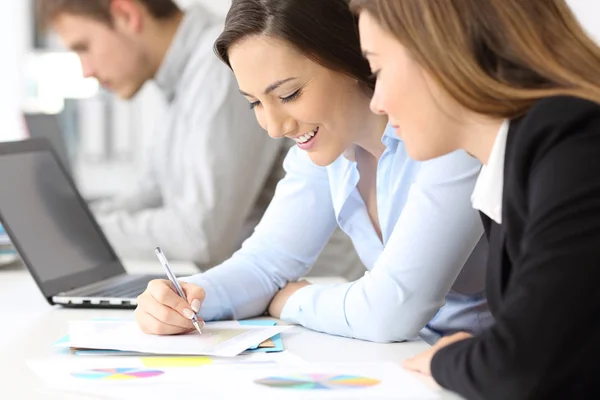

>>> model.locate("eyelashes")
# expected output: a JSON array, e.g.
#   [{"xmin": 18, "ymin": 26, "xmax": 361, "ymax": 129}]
[
  {"xmin": 248, "ymin": 88, "xmax": 304, "ymax": 110},
  {"xmin": 280, "ymin": 89, "xmax": 303, "ymax": 104}
]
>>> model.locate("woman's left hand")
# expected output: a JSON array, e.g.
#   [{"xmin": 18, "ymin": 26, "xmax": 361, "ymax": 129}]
[
  {"xmin": 268, "ymin": 280, "xmax": 311, "ymax": 318},
  {"xmin": 403, "ymin": 332, "xmax": 473, "ymax": 376}
]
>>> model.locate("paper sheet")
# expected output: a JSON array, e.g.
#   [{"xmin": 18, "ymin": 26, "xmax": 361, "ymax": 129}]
[
  {"xmin": 240, "ymin": 320, "xmax": 284, "ymax": 353},
  {"xmin": 55, "ymin": 319, "xmax": 286, "ymax": 356},
  {"xmin": 66, "ymin": 320, "xmax": 292, "ymax": 357},
  {"xmin": 28, "ymin": 359, "xmax": 440, "ymax": 399}
]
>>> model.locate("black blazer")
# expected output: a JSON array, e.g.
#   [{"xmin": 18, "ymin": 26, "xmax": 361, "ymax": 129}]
[{"xmin": 431, "ymin": 96, "xmax": 600, "ymax": 400}]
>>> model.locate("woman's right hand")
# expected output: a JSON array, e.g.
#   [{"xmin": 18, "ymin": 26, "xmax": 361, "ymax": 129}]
[{"xmin": 135, "ymin": 279, "xmax": 206, "ymax": 335}]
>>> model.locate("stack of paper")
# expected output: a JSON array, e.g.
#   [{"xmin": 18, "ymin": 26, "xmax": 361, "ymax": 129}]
[{"xmin": 60, "ymin": 320, "xmax": 292, "ymax": 357}]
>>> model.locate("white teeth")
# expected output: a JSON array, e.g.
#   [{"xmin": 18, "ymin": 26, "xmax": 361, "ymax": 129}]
[{"xmin": 294, "ymin": 129, "xmax": 318, "ymax": 143}]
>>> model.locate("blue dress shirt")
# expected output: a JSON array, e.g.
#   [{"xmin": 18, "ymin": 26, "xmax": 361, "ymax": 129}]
[{"xmin": 184, "ymin": 125, "xmax": 492, "ymax": 343}]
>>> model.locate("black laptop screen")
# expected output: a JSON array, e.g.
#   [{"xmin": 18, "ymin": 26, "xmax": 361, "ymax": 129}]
[
  {"xmin": 25, "ymin": 114, "xmax": 72, "ymax": 174},
  {"xmin": 0, "ymin": 140, "xmax": 124, "ymax": 298}
]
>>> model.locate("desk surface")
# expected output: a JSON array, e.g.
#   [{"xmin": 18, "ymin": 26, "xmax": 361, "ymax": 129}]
[{"xmin": 0, "ymin": 260, "xmax": 462, "ymax": 400}]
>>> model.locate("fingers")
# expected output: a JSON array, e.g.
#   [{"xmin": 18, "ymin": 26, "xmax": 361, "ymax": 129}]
[
  {"xmin": 146, "ymin": 280, "xmax": 204, "ymax": 322},
  {"xmin": 402, "ymin": 357, "xmax": 420, "ymax": 372},
  {"xmin": 138, "ymin": 289, "xmax": 193, "ymax": 330},
  {"xmin": 403, "ymin": 333, "xmax": 472, "ymax": 375},
  {"xmin": 136, "ymin": 307, "xmax": 193, "ymax": 336},
  {"xmin": 135, "ymin": 279, "xmax": 206, "ymax": 336},
  {"xmin": 402, "ymin": 349, "xmax": 434, "ymax": 376},
  {"xmin": 180, "ymin": 281, "xmax": 206, "ymax": 313}
]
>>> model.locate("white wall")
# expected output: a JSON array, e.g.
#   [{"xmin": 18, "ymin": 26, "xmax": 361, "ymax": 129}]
[
  {"xmin": 178, "ymin": 0, "xmax": 231, "ymax": 16},
  {"xmin": 568, "ymin": 0, "xmax": 600, "ymax": 42},
  {"xmin": 0, "ymin": 2, "xmax": 30, "ymax": 141}
]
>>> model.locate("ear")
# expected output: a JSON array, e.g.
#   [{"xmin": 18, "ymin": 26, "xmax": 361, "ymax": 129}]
[{"xmin": 110, "ymin": 0, "xmax": 144, "ymax": 34}]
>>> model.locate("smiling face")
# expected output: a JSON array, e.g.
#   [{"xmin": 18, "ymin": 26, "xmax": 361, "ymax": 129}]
[
  {"xmin": 358, "ymin": 12, "xmax": 464, "ymax": 161},
  {"xmin": 228, "ymin": 35, "xmax": 368, "ymax": 166}
]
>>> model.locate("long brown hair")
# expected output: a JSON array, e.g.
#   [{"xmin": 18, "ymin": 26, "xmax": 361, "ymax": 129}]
[
  {"xmin": 350, "ymin": 0, "xmax": 600, "ymax": 118},
  {"xmin": 215, "ymin": 0, "xmax": 375, "ymax": 92}
]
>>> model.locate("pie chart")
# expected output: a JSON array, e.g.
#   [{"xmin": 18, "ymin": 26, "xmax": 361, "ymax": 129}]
[
  {"xmin": 71, "ymin": 368, "xmax": 164, "ymax": 380},
  {"xmin": 255, "ymin": 374, "xmax": 380, "ymax": 390}
]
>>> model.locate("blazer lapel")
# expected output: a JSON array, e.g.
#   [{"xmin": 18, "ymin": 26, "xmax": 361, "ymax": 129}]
[{"xmin": 494, "ymin": 118, "xmax": 521, "ymax": 297}]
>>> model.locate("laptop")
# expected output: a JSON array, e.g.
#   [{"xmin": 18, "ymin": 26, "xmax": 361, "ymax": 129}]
[
  {"xmin": 0, "ymin": 139, "xmax": 161, "ymax": 308},
  {"xmin": 24, "ymin": 113, "xmax": 72, "ymax": 175}
]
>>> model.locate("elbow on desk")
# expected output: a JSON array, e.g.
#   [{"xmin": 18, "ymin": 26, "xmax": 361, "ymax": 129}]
[
  {"xmin": 355, "ymin": 321, "xmax": 423, "ymax": 344},
  {"xmin": 349, "ymin": 305, "xmax": 427, "ymax": 343},
  {"xmin": 345, "ymin": 272, "xmax": 437, "ymax": 343}
]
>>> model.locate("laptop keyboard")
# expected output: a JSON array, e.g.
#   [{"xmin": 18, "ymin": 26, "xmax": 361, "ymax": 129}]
[{"xmin": 85, "ymin": 278, "xmax": 152, "ymax": 299}]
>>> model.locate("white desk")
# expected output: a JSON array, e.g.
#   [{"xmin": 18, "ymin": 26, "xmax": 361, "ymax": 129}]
[{"xmin": 0, "ymin": 261, "xmax": 462, "ymax": 400}]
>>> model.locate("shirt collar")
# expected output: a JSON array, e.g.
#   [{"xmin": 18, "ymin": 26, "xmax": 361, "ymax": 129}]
[
  {"xmin": 471, "ymin": 119, "xmax": 510, "ymax": 224},
  {"xmin": 342, "ymin": 123, "xmax": 399, "ymax": 162},
  {"xmin": 154, "ymin": 6, "xmax": 211, "ymax": 103}
]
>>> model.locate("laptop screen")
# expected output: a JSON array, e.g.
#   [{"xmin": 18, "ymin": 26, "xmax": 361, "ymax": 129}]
[
  {"xmin": 0, "ymin": 140, "xmax": 124, "ymax": 299},
  {"xmin": 24, "ymin": 113, "xmax": 72, "ymax": 174}
]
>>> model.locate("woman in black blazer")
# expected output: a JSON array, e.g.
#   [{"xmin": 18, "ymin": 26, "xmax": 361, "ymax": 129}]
[{"xmin": 351, "ymin": 0, "xmax": 600, "ymax": 399}]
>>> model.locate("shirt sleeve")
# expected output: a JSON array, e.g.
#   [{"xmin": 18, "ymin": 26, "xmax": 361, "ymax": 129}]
[
  {"xmin": 182, "ymin": 146, "xmax": 339, "ymax": 321},
  {"xmin": 93, "ymin": 61, "xmax": 283, "ymax": 266},
  {"xmin": 279, "ymin": 149, "xmax": 483, "ymax": 342},
  {"xmin": 431, "ymin": 109, "xmax": 600, "ymax": 400},
  {"xmin": 91, "ymin": 157, "xmax": 162, "ymax": 215}
]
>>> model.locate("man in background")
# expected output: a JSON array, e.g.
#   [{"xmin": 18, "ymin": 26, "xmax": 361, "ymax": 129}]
[
  {"xmin": 38, "ymin": 0, "xmax": 286, "ymax": 269},
  {"xmin": 39, "ymin": 0, "xmax": 364, "ymax": 279}
]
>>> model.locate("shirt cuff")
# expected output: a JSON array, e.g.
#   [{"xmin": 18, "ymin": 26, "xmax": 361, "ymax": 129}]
[
  {"xmin": 279, "ymin": 283, "xmax": 354, "ymax": 337},
  {"xmin": 279, "ymin": 285, "xmax": 311, "ymax": 324},
  {"xmin": 180, "ymin": 274, "xmax": 228, "ymax": 321}
]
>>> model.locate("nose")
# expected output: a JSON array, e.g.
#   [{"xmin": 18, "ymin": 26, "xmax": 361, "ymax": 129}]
[
  {"xmin": 79, "ymin": 58, "xmax": 94, "ymax": 79},
  {"xmin": 370, "ymin": 89, "xmax": 387, "ymax": 116},
  {"xmin": 263, "ymin": 108, "xmax": 297, "ymax": 139}
]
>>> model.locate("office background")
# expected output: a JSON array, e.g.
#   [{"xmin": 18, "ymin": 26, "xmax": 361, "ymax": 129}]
[
  {"xmin": 0, "ymin": 0, "xmax": 231, "ymax": 199},
  {"xmin": 0, "ymin": 0, "xmax": 598, "ymax": 199}
]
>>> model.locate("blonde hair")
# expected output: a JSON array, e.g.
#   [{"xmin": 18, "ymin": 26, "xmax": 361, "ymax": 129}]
[{"xmin": 350, "ymin": 0, "xmax": 600, "ymax": 118}]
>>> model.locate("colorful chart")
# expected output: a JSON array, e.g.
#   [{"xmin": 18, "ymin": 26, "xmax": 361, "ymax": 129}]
[
  {"xmin": 71, "ymin": 368, "xmax": 164, "ymax": 380},
  {"xmin": 255, "ymin": 374, "xmax": 381, "ymax": 390}
]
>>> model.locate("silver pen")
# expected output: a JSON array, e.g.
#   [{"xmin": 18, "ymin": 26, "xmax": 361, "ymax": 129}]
[{"xmin": 154, "ymin": 247, "xmax": 203, "ymax": 335}]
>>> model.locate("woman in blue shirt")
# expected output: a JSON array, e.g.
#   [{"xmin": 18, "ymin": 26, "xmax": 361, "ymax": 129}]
[{"xmin": 135, "ymin": 0, "xmax": 491, "ymax": 343}]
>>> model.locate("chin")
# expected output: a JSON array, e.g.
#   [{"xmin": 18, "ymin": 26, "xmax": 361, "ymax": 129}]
[
  {"xmin": 406, "ymin": 145, "xmax": 453, "ymax": 162},
  {"xmin": 116, "ymin": 83, "xmax": 144, "ymax": 100},
  {"xmin": 406, "ymin": 150, "xmax": 431, "ymax": 162},
  {"xmin": 307, "ymin": 150, "xmax": 340, "ymax": 167}
]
